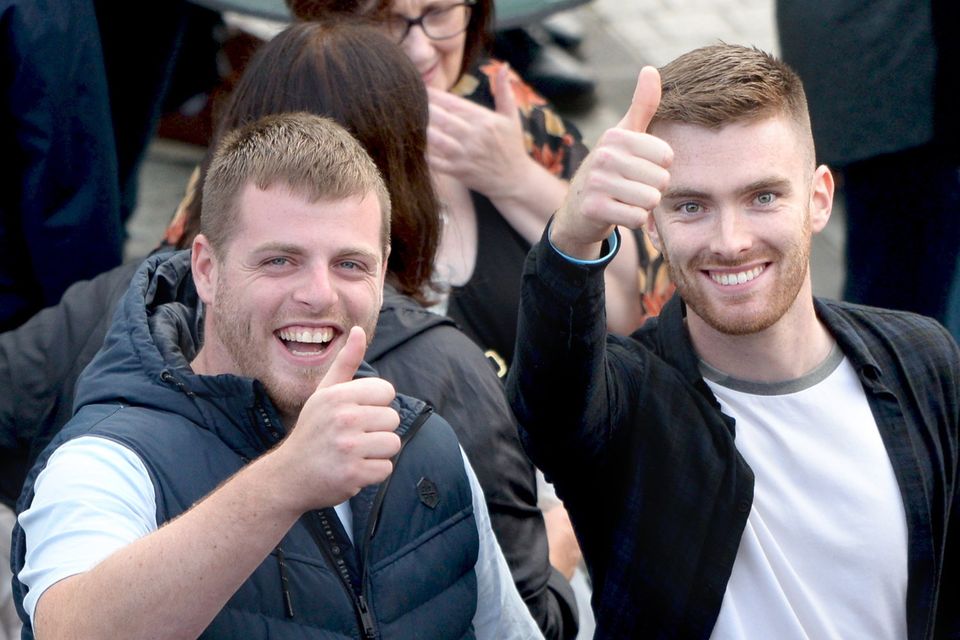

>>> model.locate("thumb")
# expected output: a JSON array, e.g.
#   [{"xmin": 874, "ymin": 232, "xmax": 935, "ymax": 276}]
[
  {"xmin": 618, "ymin": 65, "xmax": 661, "ymax": 133},
  {"xmin": 493, "ymin": 63, "xmax": 519, "ymax": 118},
  {"xmin": 318, "ymin": 326, "xmax": 367, "ymax": 388}
]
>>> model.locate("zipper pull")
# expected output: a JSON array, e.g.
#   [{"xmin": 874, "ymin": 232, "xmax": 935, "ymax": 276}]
[{"xmin": 357, "ymin": 594, "xmax": 376, "ymax": 639}]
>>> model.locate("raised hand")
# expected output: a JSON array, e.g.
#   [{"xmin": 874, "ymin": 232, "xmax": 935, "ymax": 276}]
[
  {"xmin": 277, "ymin": 326, "xmax": 401, "ymax": 512},
  {"xmin": 550, "ymin": 66, "xmax": 673, "ymax": 260},
  {"xmin": 426, "ymin": 64, "xmax": 531, "ymax": 201}
]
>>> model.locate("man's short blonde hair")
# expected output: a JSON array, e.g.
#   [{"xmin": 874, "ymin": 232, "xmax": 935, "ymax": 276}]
[
  {"xmin": 201, "ymin": 112, "xmax": 391, "ymax": 255},
  {"xmin": 652, "ymin": 44, "xmax": 815, "ymax": 168}
]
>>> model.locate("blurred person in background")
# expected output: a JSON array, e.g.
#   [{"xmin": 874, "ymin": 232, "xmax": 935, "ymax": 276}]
[{"xmin": 777, "ymin": 0, "xmax": 960, "ymax": 325}]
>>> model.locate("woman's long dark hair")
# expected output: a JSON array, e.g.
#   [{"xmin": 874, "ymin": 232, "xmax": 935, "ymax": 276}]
[{"xmin": 179, "ymin": 20, "xmax": 440, "ymax": 304}]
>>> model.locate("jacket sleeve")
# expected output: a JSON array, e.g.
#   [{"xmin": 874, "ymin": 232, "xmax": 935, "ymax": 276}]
[
  {"xmin": 371, "ymin": 324, "xmax": 578, "ymax": 639},
  {"xmin": 506, "ymin": 228, "xmax": 632, "ymax": 479},
  {"xmin": 0, "ymin": 261, "xmax": 138, "ymax": 508}
]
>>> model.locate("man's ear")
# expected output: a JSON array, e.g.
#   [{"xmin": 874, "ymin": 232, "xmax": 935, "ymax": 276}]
[
  {"xmin": 809, "ymin": 164, "xmax": 834, "ymax": 234},
  {"xmin": 645, "ymin": 211, "xmax": 664, "ymax": 254},
  {"xmin": 191, "ymin": 234, "xmax": 219, "ymax": 305}
]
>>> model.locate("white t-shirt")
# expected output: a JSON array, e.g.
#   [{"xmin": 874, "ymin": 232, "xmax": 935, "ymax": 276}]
[
  {"xmin": 705, "ymin": 349, "xmax": 908, "ymax": 639},
  {"xmin": 19, "ymin": 436, "xmax": 542, "ymax": 639}
]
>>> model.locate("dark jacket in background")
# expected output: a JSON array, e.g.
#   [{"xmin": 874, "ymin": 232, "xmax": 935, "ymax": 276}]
[
  {"xmin": 0, "ymin": 0, "xmax": 124, "ymax": 330},
  {"xmin": 11, "ymin": 251, "xmax": 480, "ymax": 639},
  {"xmin": 507, "ymin": 238, "xmax": 960, "ymax": 639},
  {"xmin": 776, "ymin": 0, "xmax": 958, "ymax": 166}
]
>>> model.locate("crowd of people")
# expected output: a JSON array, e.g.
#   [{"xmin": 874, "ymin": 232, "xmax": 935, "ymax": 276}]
[{"xmin": 1, "ymin": 1, "xmax": 958, "ymax": 639}]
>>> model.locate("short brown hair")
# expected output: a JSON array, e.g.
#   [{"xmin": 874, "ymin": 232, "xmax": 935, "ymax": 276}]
[
  {"xmin": 654, "ymin": 44, "xmax": 811, "ymax": 134},
  {"xmin": 201, "ymin": 112, "xmax": 391, "ymax": 255}
]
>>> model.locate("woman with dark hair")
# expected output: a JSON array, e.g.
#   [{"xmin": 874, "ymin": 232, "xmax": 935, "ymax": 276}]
[
  {"xmin": 166, "ymin": 19, "xmax": 440, "ymax": 305},
  {"xmin": 0, "ymin": 20, "xmax": 576, "ymax": 638},
  {"xmin": 288, "ymin": 0, "xmax": 669, "ymax": 373}
]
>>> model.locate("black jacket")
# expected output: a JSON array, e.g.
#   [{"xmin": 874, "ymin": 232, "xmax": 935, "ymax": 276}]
[
  {"xmin": 508, "ymin": 237, "xmax": 960, "ymax": 639},
  {"xmin": 0, "ymin": 257, "xmax": 577, "ymax": 639}
]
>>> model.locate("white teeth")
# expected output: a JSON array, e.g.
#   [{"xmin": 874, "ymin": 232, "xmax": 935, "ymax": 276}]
[
  {"xmin": 278, "ymin": 327, "xmax": 334, "ymax": 343},
  {"xmin": 711, "ymin": 265, "xmax": 764, "ymax": 286}
]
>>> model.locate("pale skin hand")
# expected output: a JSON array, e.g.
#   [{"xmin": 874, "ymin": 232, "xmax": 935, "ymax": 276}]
[
  {"xmin": 430, "ymin": 64, "xmax": 647, "ymax": 332},
  {"xmin": 427, "ymin": 64, "xmax": 565, "ymax": 243},
  {"xmin": 33, "ymin": 327, "xmax": 401, "ymax": 640},
  {"xmin": 543, "ymin": 504, "xmax": 582, "ymax": 581},
  {"xmin": 550, "ymin": 66, "xmax": 674, "ymax": 261}
]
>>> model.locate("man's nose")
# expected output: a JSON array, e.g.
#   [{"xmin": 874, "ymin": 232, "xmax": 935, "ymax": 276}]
[
  {"xmin": 292, "ymin": 265, "xmax": 338, "ymax": 308},
  {"xmin": 709, "ymin": 209, "xmax": 753, "ymax": 257}
]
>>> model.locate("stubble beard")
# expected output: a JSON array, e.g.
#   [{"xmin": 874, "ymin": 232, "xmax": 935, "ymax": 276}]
[
  {"xmin": 211, "ymin": 281, "xmax": 337, "ymax": 421},
  {"xmin": 662, "ymin": 214, "xmax": 812, "ymax": 336}
]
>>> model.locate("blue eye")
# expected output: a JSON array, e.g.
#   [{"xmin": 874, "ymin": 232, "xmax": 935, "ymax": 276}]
[
  {"xmin": 679, "ymin": 202, "xmax": 702, "ymax": 215},
  {"xmin": 756, "ymin": 192, "xmax": 776, "ymax": 205}
]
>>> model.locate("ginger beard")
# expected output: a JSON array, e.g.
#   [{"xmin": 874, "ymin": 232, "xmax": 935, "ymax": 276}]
[
  {"xmin": 210, "ymin": 271, "xmax": 379, "ymax": 419},
  {"xmin": 658, "ymin": 208, "xmax": 813, "ymax": 336}
]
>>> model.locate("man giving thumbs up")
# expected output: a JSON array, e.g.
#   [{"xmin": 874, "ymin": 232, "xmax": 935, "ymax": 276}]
[
  {"xmin": 509, "ymin": 45, "xmax": 960, "ymax": 639},
  {"xmin": 13, "ymin": 113, "xmax": 543, "ymax": 640}
]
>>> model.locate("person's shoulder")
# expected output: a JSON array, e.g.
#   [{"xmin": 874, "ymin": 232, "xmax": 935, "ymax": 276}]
[{"xmin": 820, "ymin": 298, "xmax": 960, "ymax": 367}]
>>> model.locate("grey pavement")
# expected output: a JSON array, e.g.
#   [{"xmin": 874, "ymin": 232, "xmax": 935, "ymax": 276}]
[{"xmin": 127, "ymin": 0, "xmax": 845, "ymax": 299}]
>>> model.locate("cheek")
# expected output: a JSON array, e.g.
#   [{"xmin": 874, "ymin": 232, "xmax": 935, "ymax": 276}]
[{"xmin": 439, "ymin": 38, "xmax": 465, "ymax": 87}]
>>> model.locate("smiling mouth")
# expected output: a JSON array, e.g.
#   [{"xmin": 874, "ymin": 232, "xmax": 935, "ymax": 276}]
[
  {"xmin": 709, "ymin": 265, "xmax": 765, "ymax": 286},
  {"xmin": 276, "ymin": 326, "xmax": 337, "ymax": 357}
]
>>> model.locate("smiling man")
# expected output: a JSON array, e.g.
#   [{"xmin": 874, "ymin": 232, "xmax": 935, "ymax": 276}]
[
  {"xmin": 507, "ymin": 45, "xmax": 960, "ymax": 638},
  {"xmin": 11, "ymin": 113, "xmax": 541, "ymax": 640}
]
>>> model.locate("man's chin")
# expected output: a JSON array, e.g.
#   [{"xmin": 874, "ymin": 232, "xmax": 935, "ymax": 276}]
[{"xmin": 686, "ymin": 296, "xmax": 780, "ymax": 336}]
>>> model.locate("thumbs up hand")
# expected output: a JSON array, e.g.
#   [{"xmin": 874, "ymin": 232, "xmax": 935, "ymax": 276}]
[
  {"xmin": 275, "ymin": 326, "xmax": 401, "ymax": 512},
  {"xmin": 550, "ymin": 66, "xmax": 673, "ymax": 260}
]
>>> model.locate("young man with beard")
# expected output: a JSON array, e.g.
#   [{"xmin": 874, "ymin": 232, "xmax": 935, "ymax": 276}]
[
  {"xmin": 12, "ymin": 113, "xmax": 542, "ymax": 640},
  {"xmin": 506, "ymin": 44, "xmax": 960, "ymax": 638}
]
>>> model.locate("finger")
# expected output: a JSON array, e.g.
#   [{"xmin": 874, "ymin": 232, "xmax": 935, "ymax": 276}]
[
  {"xmin": 359, "ymin": 432, "xmax": 402, "ymax": 460},
  {"xmin": 326, "ymin": 378, "xmax": 398, "ymax": 409},
  {"xmin": 618, "ymin": 66, "xmax": 661, "ymax": 133},
  {"xmin": 492, "ymin": 63, "xmax": 519, "ymax": 118},
  {"xmin": 318, "ymin": 326, "xmax": 366, "ymax": 388},
  {"xmin": 428, "ymin": 86, "xmax": 485, "ymax": 115},
  {"xmin": 427, "ymin": 109, "xmax": 468, "ymax": 151},
  {"xmin": 581, "ymin": 196, "xmax": 654, "ymax": 230},
  {"xmin": 356, "ymin": 459, "xmax": 394, "ymax": 486},
  {"xmin": 427, "ymin": 124, "xmax": 463, "ymax": 164},
  {"xmin": 598, "ymin": 127, "xmax": 674, "ymax": 169}
]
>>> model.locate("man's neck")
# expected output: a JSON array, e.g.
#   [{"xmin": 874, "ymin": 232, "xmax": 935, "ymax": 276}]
[{"xmin": 687, "ymin": 293, "xmax": 835, "ymax": 384}]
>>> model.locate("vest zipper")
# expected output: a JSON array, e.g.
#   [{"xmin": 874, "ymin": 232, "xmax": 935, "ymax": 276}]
[
  {"xmin": 303, "ymin": 405, "xmax": 434, "ymax": 639},
  {"xmin": 304, "ymin": 511, "xmax": 376, "ymax": 638}
]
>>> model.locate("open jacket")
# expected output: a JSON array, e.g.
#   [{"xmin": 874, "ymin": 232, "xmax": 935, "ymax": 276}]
[{"xmin": 508, "ymin": 237, "xmax": 960, "ymax": 639}]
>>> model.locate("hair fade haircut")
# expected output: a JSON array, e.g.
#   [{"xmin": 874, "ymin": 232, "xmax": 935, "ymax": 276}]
[
  {"xmin": 653, "ymin": 44, "xmax": 812, "ymax": 134},
  {"xmin": 201, "ymin": 112, "xmax": 391, "ymax": 256}
]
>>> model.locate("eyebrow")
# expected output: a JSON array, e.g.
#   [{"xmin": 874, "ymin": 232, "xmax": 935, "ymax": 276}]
[
  {"xmin": 251, "ymin": 243, "xmax": 381, "ymax": 261},
  {"xmin": 251, "ymin": 243, "xmax": 304, "ymax": 256},
  {"xmin": 661, "ymin": 177, "xmax": 793, "ymax": 201}
]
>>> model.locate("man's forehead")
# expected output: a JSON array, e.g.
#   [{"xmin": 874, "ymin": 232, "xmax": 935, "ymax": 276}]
[
  {"xmin": 654, "ymin": 118, "xmax": 810, "ymax": 184},
  {"xmin": 232, "ymin": 183, "xmax": 383, "ymax": 243}
]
